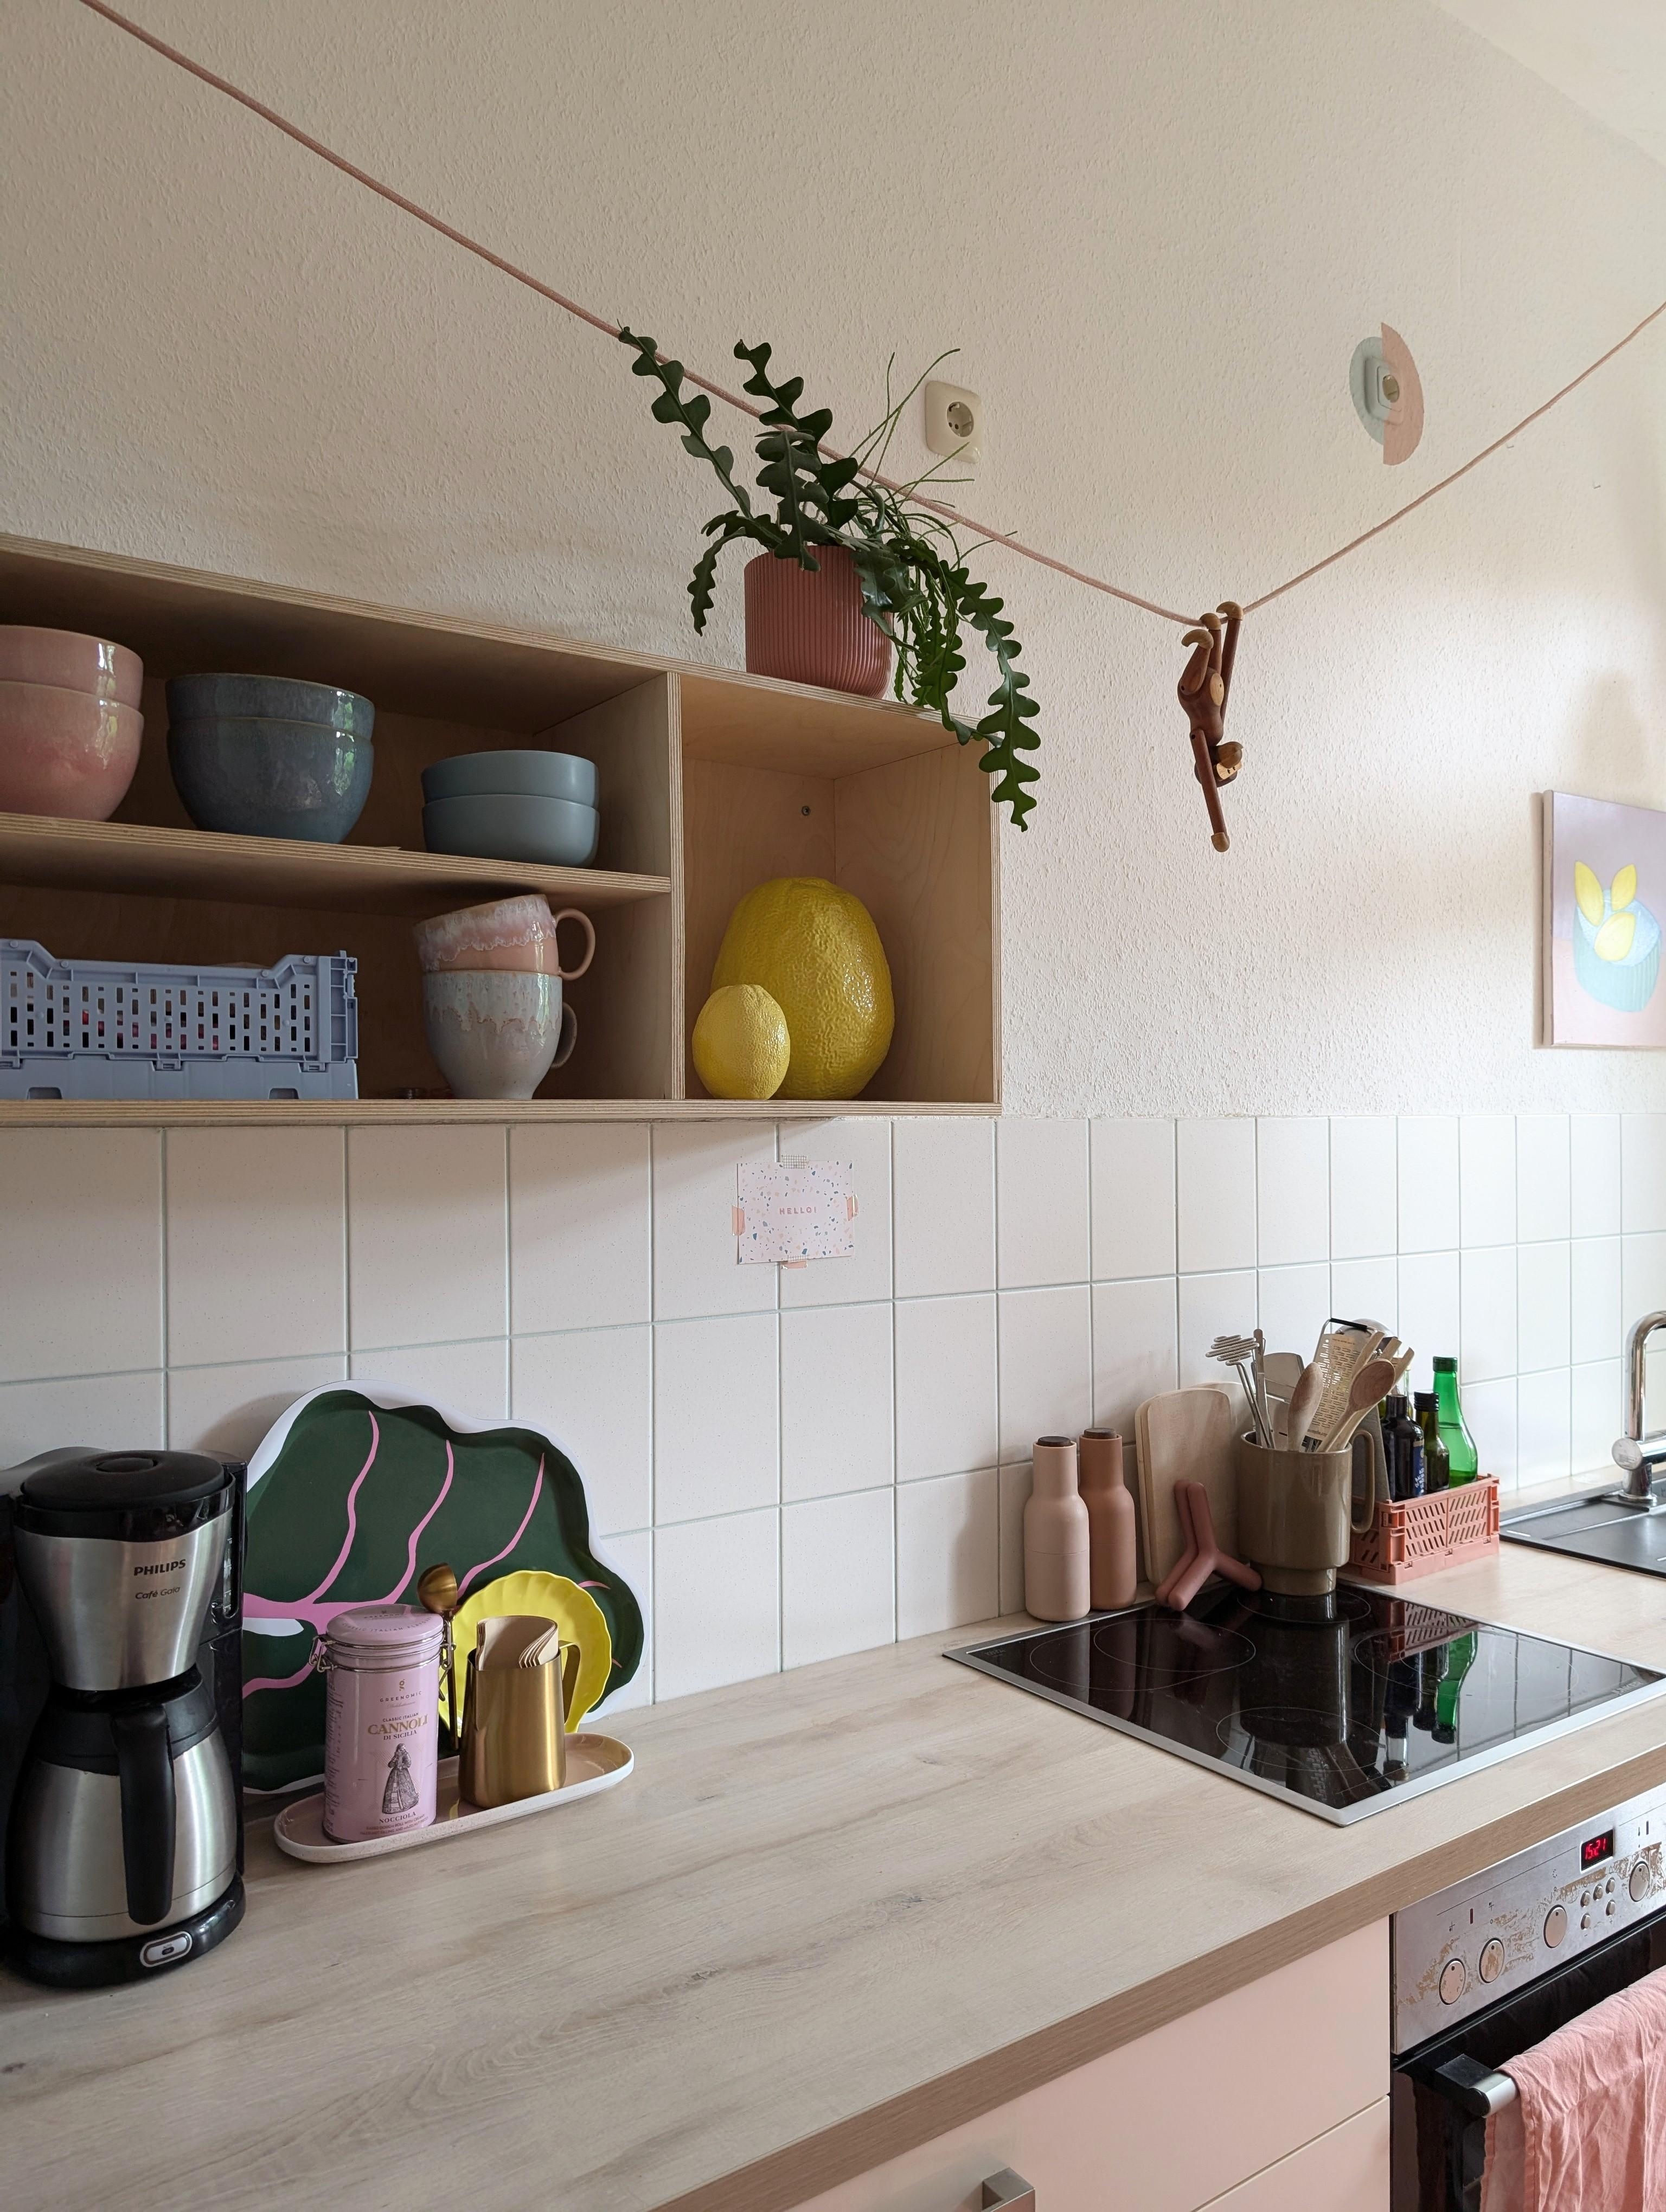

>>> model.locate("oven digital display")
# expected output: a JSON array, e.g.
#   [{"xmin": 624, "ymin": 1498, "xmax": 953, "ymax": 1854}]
[{"xmin": 1582, "ymin": 1830, "xmax": 1616, "ymax": 1870}]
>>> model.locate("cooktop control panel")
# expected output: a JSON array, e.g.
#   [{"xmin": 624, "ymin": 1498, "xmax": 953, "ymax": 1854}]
[{"xmin": 1392, "ymin": 1780, "xmax": 1666, "ymax": 2050}]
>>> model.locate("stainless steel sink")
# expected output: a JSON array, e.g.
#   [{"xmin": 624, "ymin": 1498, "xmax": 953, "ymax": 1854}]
[{"xmin": 1503, "ymin": 1486, "xmax": 1666, "ymax": 1574}]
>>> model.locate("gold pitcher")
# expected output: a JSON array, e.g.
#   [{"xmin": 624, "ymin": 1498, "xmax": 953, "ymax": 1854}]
[{"xmin": 458, "ymin": 1631, "xmax": 583, "ymax": 1809}]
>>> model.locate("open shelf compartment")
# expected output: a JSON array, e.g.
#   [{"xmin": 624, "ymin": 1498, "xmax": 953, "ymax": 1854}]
[{"xmin": 0, "ymin": 534, "xmax": 1000, "ymax": 1121}]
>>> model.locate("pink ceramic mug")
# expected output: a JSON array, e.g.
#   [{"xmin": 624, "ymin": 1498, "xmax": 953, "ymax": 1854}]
[{"xmin": 413, "ymin": 896, "xmax": 597, "ymax": 980}]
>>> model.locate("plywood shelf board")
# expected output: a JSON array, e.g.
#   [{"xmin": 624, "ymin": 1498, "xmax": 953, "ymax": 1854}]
[
  {"xmin": 0, "ymin": 1098, "xmax": 989, "ymax": 1127},
  {"xmin": 0, "ymin": 813, "xmax": 669, "ymax": 917},
  {"xmin": 0, "ymin": 534, "xmax": 948, "ymax": 757}
]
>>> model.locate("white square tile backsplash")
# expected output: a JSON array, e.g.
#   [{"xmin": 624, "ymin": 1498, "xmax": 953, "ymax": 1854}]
[
  {"xmin": 3, "ymin": 1111, "xmax": 1658, "ymax": 1712},
  {"xmin": 510, "ymin": 1123, "xmax": 651, "ymax": 1333},
  {"xmin": 1255, "ymin": 1118, "xmax": 1329, "ymax": 1268},
  {"xmin": 997, "ymin": 1118, "xmax": 1090, "ymax": 1288},
  {"xmin": 1176, "ymin": 1118, "xmax": 1257, "ymax": 1274},
  {"xmin": 653, "ymin": 1310, "xmax": 778, "ymax": 1522},
  {"xmin": 780, "ymin": 1300, "xmax": 894, "ymax": 1501},
  {"xmin": 1330, "ymin": 1117, "xmax": 1397, "ymax": 1260},
  {"xmin": 166, "ymin": 1127, "xmax": 346, "ymax": 1366},
  {"xmin": 894, "ymin": 1292, "xmax": 998, "ymax": 1481},
  {"xmin": 348, "ymin": 1124, "xmax": 506, "ymax": 1349},
  {"xmin": 892, "ymin": 1117, "xmax": 995, "ymax": 1298},
  {"xmin": 1091, "ymin": 1117, "xmax": 1176, "ymax": 1280},
  {"xmin": 0, "ymin": 1129, "xmax": 163, "ymax": 1385},
  {"xmin": 1398, "ymin": 1118, "xmax": 1459, "ymax": 1256}
]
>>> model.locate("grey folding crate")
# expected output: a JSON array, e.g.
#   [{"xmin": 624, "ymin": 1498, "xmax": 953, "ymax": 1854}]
[{"xmin": 1, "ymin": 941, "xmax": 359, "ymax": 1101}]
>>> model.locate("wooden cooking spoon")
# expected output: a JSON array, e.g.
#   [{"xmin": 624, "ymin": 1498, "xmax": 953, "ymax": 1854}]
[
  {"xmin": 1318, "ymin": 1358, "xmax": 1397, "ymax": 1453},
  {"xmin": 1284, "ymin": 1361, "xmax": 1325, "ymax": 1451}
]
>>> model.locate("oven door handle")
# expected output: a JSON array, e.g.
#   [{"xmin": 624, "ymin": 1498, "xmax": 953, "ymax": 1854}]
[{"xmin": 1412, "ymin": 2053, "xmax": 1518, "ymax": 2117}]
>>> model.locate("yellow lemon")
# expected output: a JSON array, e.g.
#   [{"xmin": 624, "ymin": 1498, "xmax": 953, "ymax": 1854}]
[
  {"xmin": 691, "ymin": 983, "xmax": 791, "ymax": 1099},
  {"xmin": 1595, "ymin": 911, "xmax": 1637, "ymax": 963},
  {"xmin": 712, "ymin": 877, "xmax": 894, "ymax": 1099},
  {"xmin": 1574, "ymin": 861, "xmax": 1605, "ymax": 926}
]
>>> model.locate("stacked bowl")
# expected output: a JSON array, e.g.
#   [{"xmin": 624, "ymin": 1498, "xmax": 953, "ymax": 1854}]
[
  {"xmin": 414, "ymin": 894, "xmax": 597, "ymax": 1099},
  {"xmin": 421, "ymin": 749, "xmax": 599, "ymax": 867},
  {"xmin": 0, "ymin": 626, "xmax": 145, "ymax": 820},
  {"xmin": 166, "ymin": 674, "xmax": 375, "ymax": 842}
]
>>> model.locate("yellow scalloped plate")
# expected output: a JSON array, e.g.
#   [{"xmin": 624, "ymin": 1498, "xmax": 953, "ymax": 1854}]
[{"xmin": 444, "ymin": 1571, "xmax": 612, "ymax": 1730}]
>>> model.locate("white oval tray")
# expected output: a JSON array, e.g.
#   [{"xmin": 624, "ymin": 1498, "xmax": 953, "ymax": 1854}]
[{"xmin": 272, "ymin": 1733, "xmax": 633, "ymax": 1863}]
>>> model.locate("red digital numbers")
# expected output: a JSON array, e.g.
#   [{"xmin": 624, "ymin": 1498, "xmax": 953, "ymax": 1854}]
[{"xmin": 1582, "ymin": 1831, "xmax": 1615, "ymax": 1869}]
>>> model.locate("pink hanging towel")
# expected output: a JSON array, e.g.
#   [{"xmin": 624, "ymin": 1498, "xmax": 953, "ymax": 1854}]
[{"xmin": 1482, "ymin": 1961, "xmax": 1666, "ymax": 2212}]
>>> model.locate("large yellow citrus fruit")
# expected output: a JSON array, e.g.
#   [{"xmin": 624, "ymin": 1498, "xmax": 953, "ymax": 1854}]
[
  {"xmin": 712, "ymin": 877, "xmax": 893, "ymax": 1099},
  {"xmin": 691, "ymin": 984, "xmax": 791, "ymax": 1099}
]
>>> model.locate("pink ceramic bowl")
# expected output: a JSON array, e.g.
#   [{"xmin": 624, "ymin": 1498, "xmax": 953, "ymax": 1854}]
[
  {"xmin": 0, "ymin": 680, "xmax": 144, "ymax": 820},
  {"xmin": 0, "ymin": 626, "xmax": 144, "ymax": 708}
]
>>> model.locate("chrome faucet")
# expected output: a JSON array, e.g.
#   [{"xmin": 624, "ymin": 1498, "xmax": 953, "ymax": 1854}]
[{"xmin": 1612, "ymin": 1310, "xmax": 1666, "ymax": 1503}]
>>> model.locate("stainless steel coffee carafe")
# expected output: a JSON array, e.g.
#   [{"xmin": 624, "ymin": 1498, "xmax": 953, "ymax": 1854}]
[{"xmin": 4, "ymin": 1450, "xmax": 245, "ymax": 1986}]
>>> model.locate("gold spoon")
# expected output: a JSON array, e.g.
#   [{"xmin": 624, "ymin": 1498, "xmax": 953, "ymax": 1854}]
[{"xmin": 416, "ymin": 1561, "xmax": 460, "ymax": 1751}]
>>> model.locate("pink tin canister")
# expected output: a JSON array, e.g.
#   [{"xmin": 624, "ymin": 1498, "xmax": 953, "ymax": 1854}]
[{"xmin": 321, "ymin": 1605, "xmax": 443, "ymax": 1844}]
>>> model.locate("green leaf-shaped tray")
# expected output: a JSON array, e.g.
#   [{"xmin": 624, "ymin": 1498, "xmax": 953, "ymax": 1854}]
[{"xmin": 240, "ymin": 1386, "xmax": 643, "ymax": 1791}]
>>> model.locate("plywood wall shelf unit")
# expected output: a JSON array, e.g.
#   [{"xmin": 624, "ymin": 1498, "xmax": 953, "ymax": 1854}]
[{"xmin": 0, "ymin": 535, "xmax": 999, "ymax": 1126}]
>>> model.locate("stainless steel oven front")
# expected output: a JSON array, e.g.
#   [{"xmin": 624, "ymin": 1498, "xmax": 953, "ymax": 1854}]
[{"xmin": 1391, "ymin": 1779, "xmax": 1666, "ymax": 2209}]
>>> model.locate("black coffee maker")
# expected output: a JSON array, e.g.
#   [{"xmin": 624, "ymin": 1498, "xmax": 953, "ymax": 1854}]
[{"xmin": 1, "ymin": 1449, "xmax": 246, "ymax": 1987}]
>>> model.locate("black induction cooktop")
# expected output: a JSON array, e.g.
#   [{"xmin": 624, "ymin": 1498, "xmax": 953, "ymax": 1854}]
[{"xmin": 947, "ymin": 1585, "xmax": 1666, "ymax": 1823}]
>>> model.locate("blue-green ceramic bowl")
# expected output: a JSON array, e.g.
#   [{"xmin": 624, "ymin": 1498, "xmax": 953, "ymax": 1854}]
[
  {"xmin": 421, "ymin": 749, "xmax": 597, "ymax": 806},
  {"xmin": 168, "ymin": 716, "xmax": 374, "ymax": 843},
  {"xmin": 422, "ymin": 794, "xmax": 599, "ymax": 867},
  {"xmin": 166, "ymin": 673, "xmax": 374, "ymax": 737}
]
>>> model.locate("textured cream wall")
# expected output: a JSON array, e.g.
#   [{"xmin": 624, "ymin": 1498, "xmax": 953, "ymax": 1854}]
[{"xmin": 5, "ymin": 0, "xmax": 1666, "ymax": 1114}]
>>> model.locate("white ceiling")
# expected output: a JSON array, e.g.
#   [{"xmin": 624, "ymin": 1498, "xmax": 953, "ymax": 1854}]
[{"xmin": 1437, "ymin": 1, "xmax": 1666, "ymax": 168}]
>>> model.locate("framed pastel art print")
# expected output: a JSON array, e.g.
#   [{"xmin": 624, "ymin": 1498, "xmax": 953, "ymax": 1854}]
[{"xmin": 1543, "ymin": 792, "xmax": 1666, "ymax": 1047}]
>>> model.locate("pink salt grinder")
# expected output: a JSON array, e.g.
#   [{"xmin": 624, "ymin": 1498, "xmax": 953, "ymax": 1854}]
[
  {"xmin": 1024, "ymin": 1435, "xmax": 1091, "ymax": 1622},
  {"xmin": 320, "ymin": 1604, "xmax": 443, "ymax": 1844}
]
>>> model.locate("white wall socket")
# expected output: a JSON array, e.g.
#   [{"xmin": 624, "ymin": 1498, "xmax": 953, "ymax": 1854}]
[{"xmin": 924, "ymin": 380, "xmax": 983, "ymax": 466}]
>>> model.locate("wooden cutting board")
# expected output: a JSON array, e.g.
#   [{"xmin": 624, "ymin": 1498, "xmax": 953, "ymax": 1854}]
[{"xmin": 1134, "ymin": 1384, "xmax": 1239, "ymax": 1586}]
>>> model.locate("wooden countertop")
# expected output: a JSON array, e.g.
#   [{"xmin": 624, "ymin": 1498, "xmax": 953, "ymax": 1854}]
[{"xmin": 9, "ymin": 1541, "xmax": 1666, "ymax": 2212}]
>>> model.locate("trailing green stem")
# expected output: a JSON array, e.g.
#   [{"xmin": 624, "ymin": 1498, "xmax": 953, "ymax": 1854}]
[{"xmin": 617, "ymin": 327, "xmax": 1041, "ymax": 826}]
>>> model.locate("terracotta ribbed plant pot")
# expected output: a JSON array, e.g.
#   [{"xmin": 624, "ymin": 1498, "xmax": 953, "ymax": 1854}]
[{"xmin": 743, "ymin": 546, "xmax": 892, "ymax": 697}]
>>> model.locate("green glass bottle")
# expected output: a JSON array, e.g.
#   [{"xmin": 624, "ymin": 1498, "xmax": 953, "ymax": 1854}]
[
  {"xmin": 1414, "ymin": 1391, "xmax": 1450, "ymax": 1493},
  {"xmin": 1431, "ymin": 1357, "xmax": 1478, "ymax": 1486}
]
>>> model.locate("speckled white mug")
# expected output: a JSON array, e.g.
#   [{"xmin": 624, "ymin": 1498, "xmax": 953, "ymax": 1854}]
[{"xmin": 422, "ymin": 970, "xmax": 578, "ymax": 1099}]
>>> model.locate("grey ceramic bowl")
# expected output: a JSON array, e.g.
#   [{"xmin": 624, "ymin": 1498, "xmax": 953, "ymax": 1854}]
[
  {"xmin": 168, "ymin": 716, "xmax": 374, "ymax": 842},
  {"xmin": 421, "ymin": 749, "xmax": 597, "ymax": 807},
  {"xmin": 166, "ymin": 673, "xmax": 375, "ymax": 737},
  {"xmin": 422, "ymin": 793, "xmax": 599, "ymax": 867}
]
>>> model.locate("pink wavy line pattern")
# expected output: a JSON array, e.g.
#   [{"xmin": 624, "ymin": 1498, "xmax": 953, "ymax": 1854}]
[
  {"xmin": 242, "ymin": 1654, "xmax": 321, "ymax": 1698},
  {"xmin": 243, "ymin": 1444, "xmax": 545, "ymax": 1696},
  {"xmin": 298, "ymin": 1412, "xmax": 380, "ymax": 1607},
  {"xmin": 457, "ymin": 1458, "xmax": 544, "ymax": 1598},
  {"xmin": 393, "ymin": 1441, "xmax": 454, "ymax": 1602}
]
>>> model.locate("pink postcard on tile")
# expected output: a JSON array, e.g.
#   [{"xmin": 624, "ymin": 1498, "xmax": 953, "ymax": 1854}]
[{"xmin": 735, "ymin": 1161, "xmax": 856, "ymax": 1264}]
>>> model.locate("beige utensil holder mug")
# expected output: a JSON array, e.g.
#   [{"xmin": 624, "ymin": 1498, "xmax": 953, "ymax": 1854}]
[{"xmin": 1236, "ymin": 1440, "xmax": 1376, "ymax": 1597}]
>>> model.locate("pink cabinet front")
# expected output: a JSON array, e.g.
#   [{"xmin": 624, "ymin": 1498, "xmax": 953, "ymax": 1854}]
[{"xmin": 790, "ymin": 1921, "xmax": 1388, "ymax": 2212}]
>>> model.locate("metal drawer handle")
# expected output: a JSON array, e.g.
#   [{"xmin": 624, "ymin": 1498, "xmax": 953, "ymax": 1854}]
[{"xmin": 980, "ymin": 2173, "xmax": 1036, "ymax": 2211}]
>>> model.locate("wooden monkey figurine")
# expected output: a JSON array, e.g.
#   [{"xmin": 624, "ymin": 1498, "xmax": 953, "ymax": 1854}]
[{"xmin": 1176, "ymin": 601, "xmax": 1244, "ymax": 851}]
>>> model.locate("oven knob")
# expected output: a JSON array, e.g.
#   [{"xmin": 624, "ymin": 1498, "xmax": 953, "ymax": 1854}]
[
  {"xmin": 1544, "ymin": 1905, "xmax": 1568, "ymax": 1949},
  {"xmin": 1439, "ymin": 1957, "xmax": 1468, "ymax": 2005},
  {"xmin": 1478, "ymin": 1937, "xmax": 1505, "ymax": 1983},
  {"xmin": 1631, "ymin": 1862, "xmax": 1654, "ymax": 1902}
]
